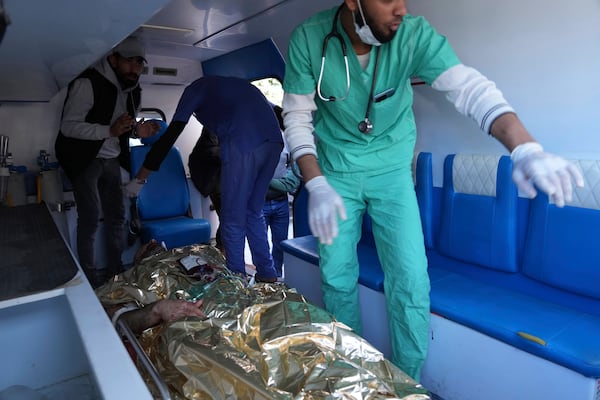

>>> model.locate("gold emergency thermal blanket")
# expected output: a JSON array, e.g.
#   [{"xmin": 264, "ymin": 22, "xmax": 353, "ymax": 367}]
[{"xmin": 97, "ymin": 244, "xmax": 431, "ymax": 400}]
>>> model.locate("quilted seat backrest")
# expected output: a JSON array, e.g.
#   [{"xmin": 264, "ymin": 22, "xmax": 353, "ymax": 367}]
[
  {"xmin": 130, "ymin": 145, "xmax": 190, "ymax": 221},
  {"xmin": 437, "ymin": 154, "xmax": 518, "ymax": 272},
  {"xmin": 522, "ymin": 159, "xmax": 600, "ymax": 299}
]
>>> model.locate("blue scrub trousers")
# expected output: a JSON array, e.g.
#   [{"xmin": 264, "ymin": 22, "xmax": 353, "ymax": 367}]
[
  {"xmin": 319, "ymin": 166, "xmax": 430, "ymax": 380},
  {"xmin": 220, "ymin": 140, "xmax": 282, "ymax": 280}
]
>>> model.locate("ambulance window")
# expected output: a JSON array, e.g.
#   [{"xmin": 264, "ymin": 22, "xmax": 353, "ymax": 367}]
[
  {"xmin": 130, "ymin": 107, "xmax": 167, "ymax": 146},
  {"xmin": 252, "ymin": 78, "xmax": 283, "ymax": 106},
  {"xmin": 137, "ymin": 107, "xmax": 166, "ymax": 122}
]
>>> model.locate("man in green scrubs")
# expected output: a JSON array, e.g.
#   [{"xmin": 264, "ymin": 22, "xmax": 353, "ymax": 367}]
[{"xmin": 282, "ymin": 0, "xmax": 583, "ymax": 380}]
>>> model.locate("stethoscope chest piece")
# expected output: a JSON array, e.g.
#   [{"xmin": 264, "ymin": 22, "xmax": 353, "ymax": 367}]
[{"xmin": 358, "ymin": 118, "xmax": 373, "ymax": 134}]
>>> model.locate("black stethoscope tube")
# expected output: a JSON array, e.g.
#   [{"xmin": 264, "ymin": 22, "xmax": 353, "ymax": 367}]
[
  {"xmin": 316, "ymin": 4, "xmax": 380, "ymax": 134},
  {"xmin": 317, "ymin": 5, "xmax": 350, "ymax": 102}
]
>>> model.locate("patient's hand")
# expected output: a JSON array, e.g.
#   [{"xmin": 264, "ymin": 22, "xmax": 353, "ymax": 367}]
[
  {"xmin": 152, "ymin": 299, "xmax": 205, "ymax": 323},
  {"xmin": 116, "ymin": 298, "xmax": 205, "ymax": 334}
]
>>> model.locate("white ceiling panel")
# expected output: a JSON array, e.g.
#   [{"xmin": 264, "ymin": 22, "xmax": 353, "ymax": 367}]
[{"xmin": 0, "ymin": 0, "xmax": 342, "ymax": 99}]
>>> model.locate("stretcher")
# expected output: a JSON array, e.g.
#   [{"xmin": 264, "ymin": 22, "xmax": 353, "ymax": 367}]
[{"xmin": 97, "ymin": 244, "xmax": 431, "ymax": 400}]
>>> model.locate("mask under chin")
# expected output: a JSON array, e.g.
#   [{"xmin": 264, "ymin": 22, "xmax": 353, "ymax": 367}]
[
  {"xmin": 352, "ymin": 10, "xmax": 381, "ymax": 46},
  {"xmin": 354, "ymin": 22, "xmax": 382, "ymax": 46}
]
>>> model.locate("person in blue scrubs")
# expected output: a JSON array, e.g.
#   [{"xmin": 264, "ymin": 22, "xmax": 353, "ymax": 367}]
[
  {"xmin": 282, "ymin": 0, "xmax": 584, "ymax": 380},
  {"xmin": 128, "ymin": 76, "xmax": 283, "ymax": 282}
]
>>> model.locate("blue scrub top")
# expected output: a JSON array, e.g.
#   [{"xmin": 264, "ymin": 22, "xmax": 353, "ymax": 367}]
[{"xmin": 173, "ymin": 76, "xmax": 283, "ymax": 156}]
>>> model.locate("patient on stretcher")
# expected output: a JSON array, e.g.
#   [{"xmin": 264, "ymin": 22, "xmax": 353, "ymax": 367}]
[{"xmin": 96, "ymin": 240, "xmax": 431, "ymax": 400}]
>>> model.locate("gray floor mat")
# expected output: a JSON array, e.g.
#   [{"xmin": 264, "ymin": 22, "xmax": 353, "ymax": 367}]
[{"xmin": 0, "ymin": 203, "xmax": 78, "ymax": 301}]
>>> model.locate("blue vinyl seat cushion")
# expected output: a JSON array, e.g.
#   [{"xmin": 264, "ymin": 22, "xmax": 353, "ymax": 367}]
[{"xmin": 429, "ymin": 266, "xmax": 600, "ymax": 378}]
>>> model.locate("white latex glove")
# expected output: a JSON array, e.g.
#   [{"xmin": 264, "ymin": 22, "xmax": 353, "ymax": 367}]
[
  {"xmin": 511, "ymin": 142, "xmax": 584, "ymax": 207},
  {"xmin": 124, "ymin": 179, "xmax": 146, "ymax": 198},
  {"xmin": 305, "ymin": 176, "xmax": 347, "ymax": 245}
]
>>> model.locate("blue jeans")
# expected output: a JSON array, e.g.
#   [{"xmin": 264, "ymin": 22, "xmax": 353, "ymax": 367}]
[
  {"xmin": 262, "ymin": 198, "xmax": 290, "ymax": 276},
  {"xmin": 220, "ymin": 141, "xmax": 282, "ymax": 280},
  {"xmin": 71, "ymin": 158, "xmax": 125, "ymax": 277}
]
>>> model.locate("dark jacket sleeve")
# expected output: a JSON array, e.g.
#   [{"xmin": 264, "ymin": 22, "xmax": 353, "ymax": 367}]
[
  {"xmin": 188, "ymin": 128, "xmax": 221, "ymax": 197},
  {"xmin": 142, "ymin": 121, "xmax": 187, "ymax": 171}
]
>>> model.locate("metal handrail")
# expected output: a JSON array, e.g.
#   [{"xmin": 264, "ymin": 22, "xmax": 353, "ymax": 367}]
[{"xmin": 116, "ymin": 318, "xmax": 172, "ymax": 400}]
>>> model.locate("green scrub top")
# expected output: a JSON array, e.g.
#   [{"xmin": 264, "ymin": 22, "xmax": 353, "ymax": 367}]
[{"xmin": 284, "ymin": 6, "xmax": 460, "ymax": 175}]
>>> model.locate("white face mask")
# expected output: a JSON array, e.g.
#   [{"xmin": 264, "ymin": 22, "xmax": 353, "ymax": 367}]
[{"xmin": 353, "ymin": 1, "xmax": 381, "ymax": 46}]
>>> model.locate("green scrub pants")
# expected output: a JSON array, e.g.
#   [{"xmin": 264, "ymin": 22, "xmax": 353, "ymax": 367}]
[{"xmin": 319, "ymin": 166, "xmax": 430, "ymax": 380}]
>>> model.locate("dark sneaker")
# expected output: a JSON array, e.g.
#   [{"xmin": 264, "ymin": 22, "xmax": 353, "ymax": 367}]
[{"xmin": 255, "ymin": 276, "xmax": 277, "ymax": 283}]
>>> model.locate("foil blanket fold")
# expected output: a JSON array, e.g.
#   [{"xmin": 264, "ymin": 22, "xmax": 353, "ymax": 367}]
[{"xmin": 97, "ymin": 244, "xmax": 431, "ymax": 400}]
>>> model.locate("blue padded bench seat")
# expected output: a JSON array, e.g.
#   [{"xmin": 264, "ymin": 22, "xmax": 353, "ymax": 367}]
[
  {"xmin": 282, "ymin": 235, "xmax": 600, "ymax": 378},
  {"xmin": 284, "ymin": 153, "xmax": 600, "ymax": 385},
  {"xmin": 282, "ymin": 235, "xmax": 600, "ymax": 376},
  {"xmin": 428, "ymin": 253, "xmax": 600, "ymax": 378},
  {"xmin": 281, "ymin": 235, "xmax": 318, "ymax": 265},
  {"xmin": 426, "ymin": 155, "xmax": 600, "ymax": 379},
  {"xmin": 426, "ymin": 250, "xmax": 600, "ymax": 317},
  {"xmin": 421, "ymin": 155, "xmax": 600, "ymax": 400}
]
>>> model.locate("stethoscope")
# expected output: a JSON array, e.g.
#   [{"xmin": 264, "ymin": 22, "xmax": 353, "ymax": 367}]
[{"xmin": 316, "ymin": 4, "xmax": 381, "ymax": 134}]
